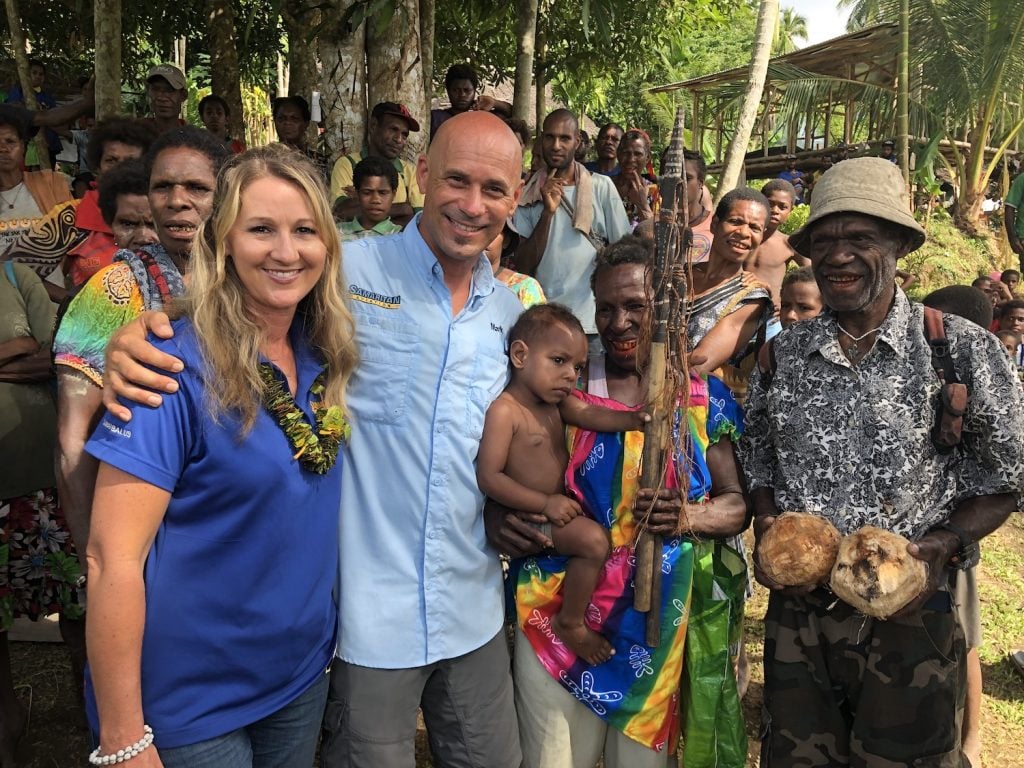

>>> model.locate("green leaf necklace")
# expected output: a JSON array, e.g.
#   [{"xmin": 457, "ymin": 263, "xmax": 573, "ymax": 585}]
[{"xmin": 258, "ymin": 363, "xmax": 350, "ymax": 474}]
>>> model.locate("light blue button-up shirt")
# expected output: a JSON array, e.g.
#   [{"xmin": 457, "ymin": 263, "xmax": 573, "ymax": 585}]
[{"xmin": 338, "ymin": 216, "xmax": 524, "ymax": 668}]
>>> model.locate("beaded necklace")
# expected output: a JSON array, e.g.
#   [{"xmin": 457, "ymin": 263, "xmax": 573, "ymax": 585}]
[{"xmin": 258, "ymin": 363, "xmax": 349, "ymax": 474}]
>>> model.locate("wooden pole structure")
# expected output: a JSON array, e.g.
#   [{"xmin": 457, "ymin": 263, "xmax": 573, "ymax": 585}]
[
  {"xmin": 634, "ymin": 106, "xmax": 689, "ymax": 647},
  {"xmin": 897, "ymin": 0, "xmax": 910, "ymax": 187}
]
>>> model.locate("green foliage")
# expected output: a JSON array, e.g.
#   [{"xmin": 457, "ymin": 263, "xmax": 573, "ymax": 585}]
[
  {"xmin": 773, "ymin": 7, "xmax": 808, "ymax": 55},
  {"xmin": 431, "ymin": 0, "xmax": 752, "ymax": 136},
  {"xmin": 3, "ymin": 0, "xmax": 281, "ymax": 95},
  {"xmin": 778, "ymin": 203, "xmax": 809, "ymax": 234},
  {"xmin": 902, "ymin": 210, "xmax": 1003, "ymax": 299},
  {"xmin": 432, "ymin": 0, "xmax": 517, "ymax": 95}
]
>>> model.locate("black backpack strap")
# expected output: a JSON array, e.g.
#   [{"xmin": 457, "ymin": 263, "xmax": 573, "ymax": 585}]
[
  {"xmin": 757, "ymin": 337, "xmax": 777, "ymax": 390},
  {"xmin": 924, "ymin": 306, "xmax": 960, "ymax": 385},
  {"xmin": 923, "ymin": 307, "xmax": 968, "ymax": 453}
]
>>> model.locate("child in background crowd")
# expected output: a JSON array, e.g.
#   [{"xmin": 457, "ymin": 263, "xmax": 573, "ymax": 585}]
[
  {"xmin": 996, "ymin": 329, "xmax": 1022, "ymax": 362},
  {"xmin": 746, "ymin": 179, "xmax": 809, "ymax": 339},
  {"xmin": 778, "ymin": 266, "xmax": 823, "ymax": 328},
  {"xmin": 1000, "ymin": 268, "xmax": 1021, "ymax": 297},
  {"xmin": 337, "ymin": 156, "xmax": 403, "ymax": 241},
  {"xmin": 996, "ymin": 299, "xmax": 1024, "ymax": 338},
  {"xmin": 477, "ymin": 304, "xmax": 647, "ymax": 664}
]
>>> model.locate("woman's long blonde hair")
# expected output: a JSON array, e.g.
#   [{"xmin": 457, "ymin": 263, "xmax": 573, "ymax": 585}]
[{"xmin": 184, "ymin": 144, "xmax": 358, "ymax": 433}]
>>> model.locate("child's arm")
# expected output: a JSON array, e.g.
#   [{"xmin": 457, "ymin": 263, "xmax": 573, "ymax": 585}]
[
  {"xmin": 559, "ymin": 393, "xmax": 650, "ymax": 433},
  {"xmin": 477, "ymin": 399, "xmax": 581, "ymax": 524}
]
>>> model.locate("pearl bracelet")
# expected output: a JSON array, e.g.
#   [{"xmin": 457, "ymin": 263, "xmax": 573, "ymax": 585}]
[{"xmin": 88, "ymin": 725, "xmax": 155, "ymax": 765}]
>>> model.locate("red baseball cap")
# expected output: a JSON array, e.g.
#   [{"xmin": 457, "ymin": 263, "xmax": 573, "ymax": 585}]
[{"xmin": 371, "ymin": 102, "xmax": 420, "ymax": 132}]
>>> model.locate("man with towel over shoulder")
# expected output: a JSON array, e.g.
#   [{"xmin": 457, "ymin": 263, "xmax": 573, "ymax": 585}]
[{"xmin": 514, "ymin": 108, "xmax": 630, "ymax": 353}]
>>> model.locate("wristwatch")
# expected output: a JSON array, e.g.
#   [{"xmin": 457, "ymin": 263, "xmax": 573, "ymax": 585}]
[{"xmin": 933, "ymin": 521, "xmax": 980, "ymax": 570}]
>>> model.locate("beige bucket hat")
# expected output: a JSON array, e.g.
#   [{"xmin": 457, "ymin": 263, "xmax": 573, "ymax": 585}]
[{"xmin": 789, "ymin": 156, "xmax": 926, "ymax": 256}]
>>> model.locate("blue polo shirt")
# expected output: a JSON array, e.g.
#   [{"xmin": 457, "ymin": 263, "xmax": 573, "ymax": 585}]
[
  {"xmin": 85, "ymin": 317, "xmax": 340, "ymax": 749},
  {"xmin": 338, "ymin": 215, "xmax": 523, "ymax": 668}
]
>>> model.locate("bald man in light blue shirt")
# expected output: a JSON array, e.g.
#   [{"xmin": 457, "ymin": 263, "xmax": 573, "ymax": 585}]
[{"xmin": 321, "ymin": 112, "xmax": 527, "ymax": 768}]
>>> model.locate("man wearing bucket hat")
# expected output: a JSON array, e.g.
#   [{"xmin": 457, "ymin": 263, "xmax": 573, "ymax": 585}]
[
  {"xmin": 740, "ymin": 157, "xmax": 1024, "ymax": 767},
  {"xmin": 142, "ymin": 65, "xmax": 188, "ymax": 135}
]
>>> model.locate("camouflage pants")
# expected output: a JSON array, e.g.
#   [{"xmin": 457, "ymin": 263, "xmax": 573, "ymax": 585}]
[{"xmin": 761, "ymin": 588, "xmax": 967, "ymax": 767}]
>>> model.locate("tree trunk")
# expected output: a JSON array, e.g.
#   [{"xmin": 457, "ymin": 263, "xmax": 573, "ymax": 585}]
[
  {"xmin": 3, "ymin": 0, "xmax": 49, "ymax": 168},
  {"xmin": 282, "ymin": 0, "xmax": 320, "ymax": 103},
  {"xmin": 173, "ymin": 37, "xmax": 187, "ymax": 73},
  {"xmin": 896, "ymin": 0, "xmax": 910, "ymax": 187},
  {"xmin": 534, "ymin": 5, "xmax": 547, "ymax": 131},
  {"xmin": 277, "ymin": 52, "xmax": 289, "ymax": 97},
  {"xmin": 512, "ymin": 0, "xmax": 538, "ymax": 122},
  {"xmin": 715, "ymin": 0, "xmax": 778, "ymax": 202},
  {"xmin": 94, "ymin": 0, "xmax": 122, "ymax": 118},
  {"xmin": 420, "ymin": 0, "xmax": 435, "ymax": 113},
  {"xmin": 206, "ymin": 0, "xmax": 246, "ymax": 141},
  {"xmin": 366, "ymin": 0, "xmax": 427, "ymax": 160},
  {"xmin": 319, "ymin": 0, "xmax": 367, "ymax": 163}
]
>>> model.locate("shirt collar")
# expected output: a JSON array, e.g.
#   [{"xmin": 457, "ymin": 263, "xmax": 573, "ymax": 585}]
[
  {"xmin": 805, "ymin": 288, "xmax": 911, "ymax": 363},
  {"xmin": 403, "ymin": 213, "xmax": 497, "ymax": 301}
]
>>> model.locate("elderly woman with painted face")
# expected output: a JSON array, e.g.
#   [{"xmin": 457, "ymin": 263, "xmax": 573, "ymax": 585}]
[{"xmin": 83, "ymin": 145, "xmax": 358, "ymax": 767}]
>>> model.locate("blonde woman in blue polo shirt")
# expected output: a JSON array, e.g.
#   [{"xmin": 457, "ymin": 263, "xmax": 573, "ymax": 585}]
[{"xmin": 82, "ymin": 145, "xmax": 358, "ymax": 768}]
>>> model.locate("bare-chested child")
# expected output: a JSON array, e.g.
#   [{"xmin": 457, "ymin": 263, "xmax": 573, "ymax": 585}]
[
  {"xmin": 477, "ymin": 303, "xmax": 648, "ymax": 664},
  {"xmin": 745, "ymin": 179, "xmax": 809, "ymax": 338},
  {"xmin": 778, "ymin": 266, "xmax": 823, "ymax": 328}
]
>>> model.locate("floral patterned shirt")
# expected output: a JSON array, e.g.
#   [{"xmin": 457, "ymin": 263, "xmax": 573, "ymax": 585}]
[{"xmin": 739, "ymin": 290, "xmax": 1024, "ymax": 539}]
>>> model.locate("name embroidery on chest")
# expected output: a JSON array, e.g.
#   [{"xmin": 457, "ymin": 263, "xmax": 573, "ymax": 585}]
[{"xmin": 350, "ymin": 284, "xmax": 401, "ymax": 309}]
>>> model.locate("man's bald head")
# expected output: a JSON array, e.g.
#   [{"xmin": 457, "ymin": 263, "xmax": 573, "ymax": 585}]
[
  {"xmin": 416, "ymin": 111, "xmax": 523, "ymax": 272},
  {"xmin": 429, "ymin": 110, "xmax": 522, "ymax": 168}
]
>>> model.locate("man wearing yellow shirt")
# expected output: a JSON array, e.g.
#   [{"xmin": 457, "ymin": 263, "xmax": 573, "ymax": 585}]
[{"xmin": 330, "ymin": 102, "xmax": 423, "ymax": 226}]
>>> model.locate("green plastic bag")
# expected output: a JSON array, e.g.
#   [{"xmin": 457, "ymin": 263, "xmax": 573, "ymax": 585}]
[{"xmin": 679, "ymin": 539, "xmax": 748, "ymax": 767}]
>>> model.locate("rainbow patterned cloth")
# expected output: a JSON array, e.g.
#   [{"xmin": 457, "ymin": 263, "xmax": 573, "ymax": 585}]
[{"xmin": 515, "ymin": 373, "xmax": 743, "ymax": 754}]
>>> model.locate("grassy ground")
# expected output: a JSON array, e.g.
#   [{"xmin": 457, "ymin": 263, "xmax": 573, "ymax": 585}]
[{"xmin": 11, "ymin": 515, "xmax": 1024, "ymax": 767}]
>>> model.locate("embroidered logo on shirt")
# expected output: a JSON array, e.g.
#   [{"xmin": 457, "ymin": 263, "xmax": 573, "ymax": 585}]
[
  {"xmin": 491, "ymin": 323, "xmax": 503, "ymax": 334},
  {"xmin": 349, "ymin": 284, "xmax": 401, "ymax": 308},
  {"xmin": 101, "ymin": 421, "xmax": 132, "ymax": 439}
]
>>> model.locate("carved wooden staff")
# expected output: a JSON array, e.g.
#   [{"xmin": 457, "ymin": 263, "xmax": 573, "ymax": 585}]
[{"xmin": 634, "ymin": 106, "xmax": 690, "ymax": 647}]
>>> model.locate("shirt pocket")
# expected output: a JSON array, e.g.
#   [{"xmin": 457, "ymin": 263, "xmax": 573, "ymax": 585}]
[
  {"xmin": 456, "ymin": 343, "xmax": 508, "ymax": 442},
  {"xmin": 351, "ymin": 311, "xmax": 419, "ymax": 425}
]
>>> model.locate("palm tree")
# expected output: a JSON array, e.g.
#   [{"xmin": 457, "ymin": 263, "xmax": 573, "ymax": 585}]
[
  {"xmin": 717, "ymin": 0, "xmax": 779, "ymax": 201},
  {"xmin": 837, "ymin": 0, "xmax": 882, "ymax": 30},
  {"xmin": 762, "ymin": 0, "xmax": 1024, "ymax": 232},
  {"xmin": 774, "ymin": 7, "xmax": 808, "ymax": 55},
  {"xmin": 907, "ymin": 0, "xmax": 1024, "ymax": 230}
]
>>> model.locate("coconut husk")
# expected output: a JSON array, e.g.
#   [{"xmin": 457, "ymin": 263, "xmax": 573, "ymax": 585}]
[
  {"xmin": 830, "ymin": 526, "xmax": 928, "ymax": 619},
  {"xmin": 757, "ymin": 512, "xmax": 840, "ymax": 587}
]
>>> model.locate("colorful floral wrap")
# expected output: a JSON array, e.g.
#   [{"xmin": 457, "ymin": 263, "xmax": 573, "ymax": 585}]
[
  {"xmin": 0, "ymin": 489, "xmax": 83, "ymax": 630},
  {"xmin": 516, "ymin": 374, "xmax": 744, "ymax": 754}
]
